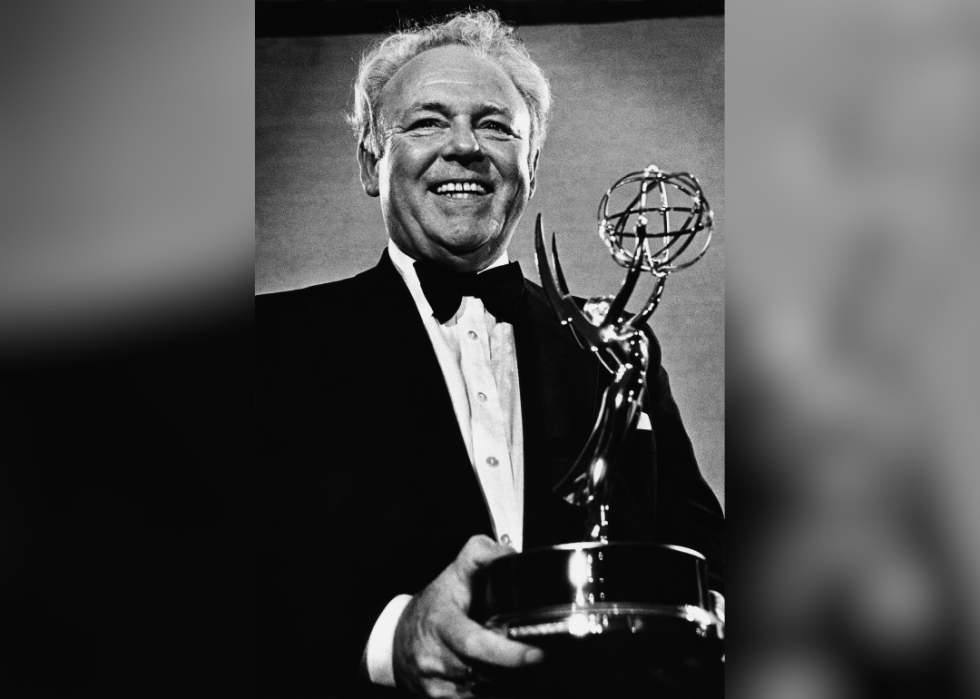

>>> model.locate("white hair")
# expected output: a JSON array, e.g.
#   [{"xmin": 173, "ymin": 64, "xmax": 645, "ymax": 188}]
[{"xmin": 347, "ymin": 10, "xmax": 552, "ymax": 160}]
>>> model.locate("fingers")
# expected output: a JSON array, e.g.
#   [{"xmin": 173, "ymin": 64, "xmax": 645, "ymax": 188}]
[
  {"xmin": 440, "ymin": 614, "xmax": 544, "ymax": 668},
  {"xmin": 453, "ymin": 534, "xmax": 515, "ymax": 580},
  {"xmin": 445, "ymin": 536, "xmax": 543, "ymax": 668},
  {"xmin": 416, "ymin": 648, "xmax": 470, "ymax": 681},
  {"xmin": 406, "ymin": 635, "xmax": 476, "ymax": 699},
  {"xmin": 423, "ymin": 677, "xmax": 475, "ymax": 699},
  {"xmin": 393, "ymin": 537, "xmax": 540, "ymax": 696}
]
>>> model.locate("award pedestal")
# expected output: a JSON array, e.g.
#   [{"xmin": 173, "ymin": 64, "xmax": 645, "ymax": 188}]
[{"xmin": 471, "ymin": 543, "xmax": 723, "ymax": 698}]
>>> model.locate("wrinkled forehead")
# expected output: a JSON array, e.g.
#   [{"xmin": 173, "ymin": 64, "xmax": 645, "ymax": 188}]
[{"xmin": 379, "ymin": 45, "xmax": 531, "ymax": 123}]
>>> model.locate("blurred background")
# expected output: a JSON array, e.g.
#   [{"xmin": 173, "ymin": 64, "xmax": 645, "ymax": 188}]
[
  {"xmin": 728, "ymin": 0, "xmax": 980, "ymax": 696},
  {"xmin": 0, "ymin": 2, "xmax": 255, "ymax": 698}
]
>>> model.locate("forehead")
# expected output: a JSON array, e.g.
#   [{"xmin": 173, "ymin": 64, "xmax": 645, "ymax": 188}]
[{"xmin": 380, "ymin": 45, "xmax": 529, "ymax": 121}]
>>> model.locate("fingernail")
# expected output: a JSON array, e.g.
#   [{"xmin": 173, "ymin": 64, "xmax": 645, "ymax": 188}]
[{"xmin": 524, "ymin": 647, "xmax": 544, "ymax": 664}]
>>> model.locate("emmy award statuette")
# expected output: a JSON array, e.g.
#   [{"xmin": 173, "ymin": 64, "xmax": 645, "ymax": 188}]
[{"xmin": 470, "ymin": 166, "xmax": 724, "ymax": 698}]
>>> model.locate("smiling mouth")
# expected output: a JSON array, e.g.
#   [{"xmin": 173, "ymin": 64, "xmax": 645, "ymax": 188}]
[{"xmin": 431, "ymin": 181, "xmax": 492, "ymax": 199}]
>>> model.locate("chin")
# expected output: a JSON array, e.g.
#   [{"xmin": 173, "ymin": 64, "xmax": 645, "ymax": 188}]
[{"xmin": 435, "ymin": 233, "xmax": 495, "ymax": 256}]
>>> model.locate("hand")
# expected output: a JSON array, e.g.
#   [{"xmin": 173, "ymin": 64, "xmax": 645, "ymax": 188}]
[{"xmin": 393, "ymin": 535, "xmax": 544, "ymax": 698}]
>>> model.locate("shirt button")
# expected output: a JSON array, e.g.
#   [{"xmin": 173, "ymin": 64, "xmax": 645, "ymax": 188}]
[
  {"xmin": 477, "ymin": 392, "xmax": 487, "ymax": 402},
  {"xmin": 486, "ymin": 456, "xmax": 499, "ymax": 467},
  {"xmin": 500, "ymin": 534, "xmax": 511, "ymax": 546},
  {"xmin": 467, "ymin": 330, "xmax": 478, "ymax": 340}
]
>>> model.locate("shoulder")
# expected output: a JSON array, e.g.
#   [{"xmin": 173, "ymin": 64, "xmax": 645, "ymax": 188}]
[
  {"xmin": 256, "ymin": 263, "xmax": 383, "ymax": 330},
  {"xmin": 520, "ymin": 278, "xmax": 555, "ymax": 311},
  {"xmin": 256, "ymin": 262, "xmax": 391, "ymax": 377}
]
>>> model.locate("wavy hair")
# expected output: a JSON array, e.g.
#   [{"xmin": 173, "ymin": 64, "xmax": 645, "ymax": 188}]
[{"xmin": 347, "ymin": 10, "xmax": 551, "ymax": 162}]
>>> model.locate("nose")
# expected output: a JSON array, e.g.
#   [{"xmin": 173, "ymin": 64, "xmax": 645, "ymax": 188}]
[{"xmin": 442, "ymin": 120, "xmax": 482, "ymax": 161}]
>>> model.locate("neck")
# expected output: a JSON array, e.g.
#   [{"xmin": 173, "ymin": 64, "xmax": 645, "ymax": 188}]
[{"xmin": 388, "ymin": 239, "xmax": 509, "ymax": 273}]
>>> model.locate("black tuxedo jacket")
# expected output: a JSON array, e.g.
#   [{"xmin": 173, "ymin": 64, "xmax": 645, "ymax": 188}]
[{"xmin": 256, "ymin": 250, "xmax": 723, "ymax": 698}]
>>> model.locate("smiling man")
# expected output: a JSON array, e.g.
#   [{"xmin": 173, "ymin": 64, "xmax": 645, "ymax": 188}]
[
  {"xmin": 360, "ymin": 43, "xmax": 537, "ymax": 273},
  {"xmin": 256, "ymin": 10, "xmax": 724, "ymax": 699}
]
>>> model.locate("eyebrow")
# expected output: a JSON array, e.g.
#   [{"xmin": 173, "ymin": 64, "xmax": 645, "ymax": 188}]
[{"xmin": 405, "ymin": 101, "xmax": 516, "ymax": 121}]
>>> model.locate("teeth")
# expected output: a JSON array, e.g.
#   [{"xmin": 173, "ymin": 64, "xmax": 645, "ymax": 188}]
[{"xmin": 435, "ymin": 181, "xmax": 487, "ymax": 195}]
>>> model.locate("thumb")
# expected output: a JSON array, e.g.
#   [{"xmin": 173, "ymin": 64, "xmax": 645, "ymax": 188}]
[{"xmin": 453, "ymin": 534, "xmax": 514, "ymax": 581}]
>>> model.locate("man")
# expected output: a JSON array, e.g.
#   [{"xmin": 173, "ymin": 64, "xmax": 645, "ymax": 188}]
[{"xmin": 257, "ymin": 10, "xmax": 723, "ymax": 698}]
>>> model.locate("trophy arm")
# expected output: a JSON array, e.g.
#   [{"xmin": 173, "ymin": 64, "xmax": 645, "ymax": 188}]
[
  {"xmin": 549, "ymin": 233, "xmax": 593, "ymax": 352},
  {"xmin": 534, "ymin": 214, "xmax": 575, "ymax": 319},
  {"xmin": 534, "ymin": 214, "xmax": 608, "ymax": 351},
  {"xmin": 593, "ymin": 345, "xmax": 621, "ymax": 376},
  {"xmin": 551, "ymin": 233, "xmax": 572, "ymax": 297},
  {"xmin": 629, "ymin": 273, "xmax": 668, "ymax": 331},
  {"xmin": 604, "ymin": 221, "xmax": 650, "ymax": 326}
]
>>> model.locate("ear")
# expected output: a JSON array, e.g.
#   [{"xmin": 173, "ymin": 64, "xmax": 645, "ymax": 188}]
[
  {"xmin": 357, "ymin": 143, "xmax": 381, "ymax": 198},
  {"xmin": 528, "ymin": 149, "xmax": 540, "ymax": 198}
]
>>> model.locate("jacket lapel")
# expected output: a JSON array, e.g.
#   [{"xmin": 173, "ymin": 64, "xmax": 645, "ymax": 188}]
[{"xmin": 310, "ymin": 251, "xmax": 495, "ymax": 541}]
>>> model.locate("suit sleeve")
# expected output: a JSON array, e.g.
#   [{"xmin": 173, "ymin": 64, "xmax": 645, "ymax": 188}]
[
  {"xmin": 256, "ymin": 291, "xmax": 403, "ymax": 698},
  {"xmin": 646, "ymin": 361, "xmax": 725, "ymax": 594}
]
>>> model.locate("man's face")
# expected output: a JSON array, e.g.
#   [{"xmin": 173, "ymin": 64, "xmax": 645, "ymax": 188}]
[{"xmin": 359, "ymin": 45, "xmax": 538, "ymax": 272}]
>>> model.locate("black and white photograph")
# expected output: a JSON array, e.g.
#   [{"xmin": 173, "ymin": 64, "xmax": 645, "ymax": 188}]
[{"xmin": 256, "ymin": 3, "xmax": 724, "ymax": 697}]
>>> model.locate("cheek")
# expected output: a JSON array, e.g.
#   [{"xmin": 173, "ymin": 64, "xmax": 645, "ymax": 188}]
[
  {"xmin": 505, "ymin": 164, "xmax": 532, "ymax": 203},
  {"xmin": 384, "ymin": 143, "xmax": 423, "ymax": 182},
  {"xmin": 510, "ymin": 148, "xmax": 533, "ymax": 189}
]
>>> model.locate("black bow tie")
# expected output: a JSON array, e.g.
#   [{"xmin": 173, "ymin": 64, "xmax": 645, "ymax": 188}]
[{"xmin": 414, "ymin": 259, "xmax": 525, "ymax": 324}]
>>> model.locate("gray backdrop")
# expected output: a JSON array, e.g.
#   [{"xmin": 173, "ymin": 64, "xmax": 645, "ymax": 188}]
[{"xmin": 256, "ymin": 16, "xmax": 724, "ymax": 509}]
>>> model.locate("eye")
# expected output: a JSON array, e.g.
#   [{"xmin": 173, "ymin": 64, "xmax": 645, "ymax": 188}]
[
  {"xmin": 409, "ymin": 118, "xmax": 444, "ymax": 131},
  {"xmin": 480, "ymin": 120, "xmax": 512, "ymax": 135}
]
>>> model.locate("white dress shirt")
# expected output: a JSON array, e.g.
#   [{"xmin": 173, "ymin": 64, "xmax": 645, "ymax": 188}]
[{"xmin": 364, "ymin": 241, "xmax": 526, "ymax": 686}]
